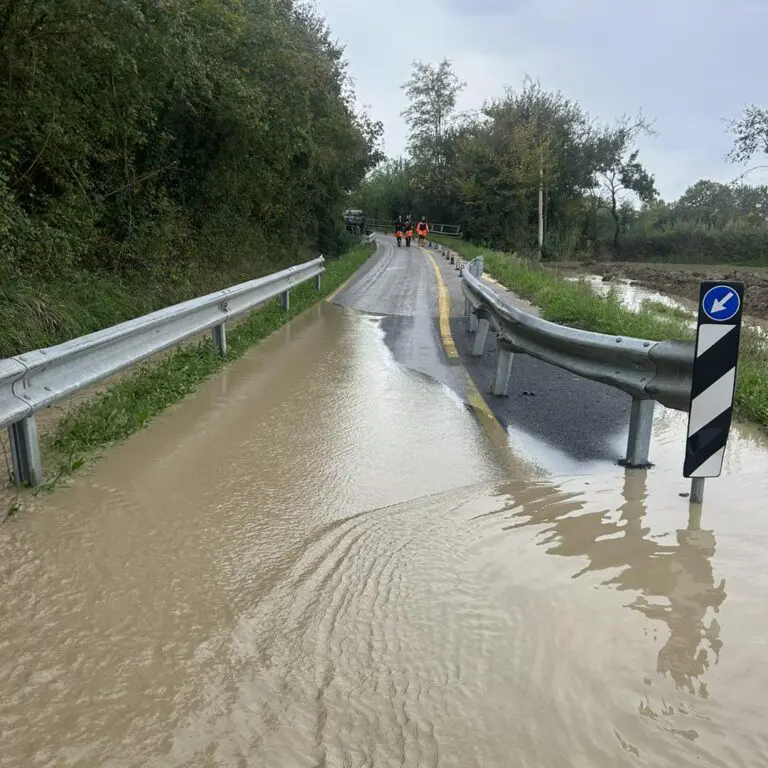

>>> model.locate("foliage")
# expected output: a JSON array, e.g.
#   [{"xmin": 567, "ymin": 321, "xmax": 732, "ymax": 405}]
[
  {"xmin": 353, "ymin": 159, "xmax": 418, "ymax": 221},
  {"xmin": 354, "ymin": 70, "xmax": 658, "ymax": 259},
  {"xmin": 358, "ymin": 66, "xmax": 768, "ymax": 265},
  {"xmin": 617, "ymin": 179, "xmax": 768, "ymax": 264},
  {"xmin": 728, "ymin": 105, "xmax": 768, "ymax": 164},
  {"xmin": 640, "ymin": 300, "xmax": 694, "ymax": 321},
  {"xmin": 592, "ymin": 117, "xmax": 657, "ymax": 254},
  {"xmin": 616, "ymin": 227, "xmax": 768, "ymax": 265},
  {"xmin": 0, "ymin": 0, "xmax": 381, "ymax": 282},
  {"xmin": 402, "ymin": 60, "xmax": 465, "ymax": 167},
  {"xmin": 401, "ymin": 59, "xmax": 465, "ymax": 220}
]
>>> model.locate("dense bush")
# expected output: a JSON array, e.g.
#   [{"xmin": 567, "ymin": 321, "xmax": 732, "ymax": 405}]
[
  {"xmin": 616, "ymin": 229, "xmax": 768, "ymax": 264},
  {"xmin": 0, "ymin": 0, "xmax": 380, "ymax": 280}
]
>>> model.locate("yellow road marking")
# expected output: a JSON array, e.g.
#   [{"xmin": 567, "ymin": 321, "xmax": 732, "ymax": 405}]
[
  {"xmin": 423, "ymin": 249, "xmax": 508, "ymax": 436},
  {"xmin": 425, "ymin": 250, "xmax": 459, "ymax": 360}
]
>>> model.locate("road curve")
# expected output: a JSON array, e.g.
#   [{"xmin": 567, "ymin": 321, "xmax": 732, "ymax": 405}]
[
  {"xmin": 337, "ymin": 236, "xmax": 633, "ymax": 474},
  {"xmin": 1, "ymin": 237, "xmax": 767, "ymax": 767}
]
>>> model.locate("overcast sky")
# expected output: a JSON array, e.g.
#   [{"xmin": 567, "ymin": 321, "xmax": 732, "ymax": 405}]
[{"xmin": 315, "ymin": 0, "xmax": 768, "ymax": 201}]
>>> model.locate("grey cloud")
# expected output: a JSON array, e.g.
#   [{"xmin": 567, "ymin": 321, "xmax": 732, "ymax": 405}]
[
  {"xmin": 440, "ymin": 0, "xmax": 515, "ymax": 16},
  {"xmin": 317, "ymin": 0, "xmax": 768, "ymax": 198}
]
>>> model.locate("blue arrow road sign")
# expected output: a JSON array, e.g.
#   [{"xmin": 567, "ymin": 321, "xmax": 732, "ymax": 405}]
[{"xmin": 702, "ymin": 284, "xmax": 741, "ymax": 322}]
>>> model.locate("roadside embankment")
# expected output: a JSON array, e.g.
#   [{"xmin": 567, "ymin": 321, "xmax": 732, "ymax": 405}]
[
  {"xmin": 2, "ymin": 243, "xmax": 374, "ymax": 502},
  {"xmin": 431, "ymin": 235, "xmax": 768, "ymax": 430}
]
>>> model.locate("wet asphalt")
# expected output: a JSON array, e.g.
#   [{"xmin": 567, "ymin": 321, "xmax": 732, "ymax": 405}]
[{"xmin": 337, "ymin": 236, "xmax": 634, "ymax": 471}]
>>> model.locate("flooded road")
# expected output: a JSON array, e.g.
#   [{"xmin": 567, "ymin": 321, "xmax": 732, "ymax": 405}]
[{"xmin": 2, "ymin": 244, "xmax": 768, "ymax": 767}]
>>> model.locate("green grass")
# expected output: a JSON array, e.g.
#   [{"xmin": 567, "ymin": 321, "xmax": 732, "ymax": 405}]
[
  {"xmin": 34, "ymin": 243, "xmax": 374, "ymax": 488},
  {"xmin": 436, "ymin": 235, "xmax": 768, "ymax": 430},
  {"xmin": 0, "ymin": 230, "xmax": 349, "ymax": 359}
]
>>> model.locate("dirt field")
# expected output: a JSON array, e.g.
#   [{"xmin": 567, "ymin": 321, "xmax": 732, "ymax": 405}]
[{"xmin": 554, "ymin": 261, "xmax": 768, "ymax": 320}]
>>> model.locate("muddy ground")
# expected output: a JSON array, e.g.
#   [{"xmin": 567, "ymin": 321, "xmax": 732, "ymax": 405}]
[{"xmin": 557, "ymin": 261, "xmax": 768, "ymax": 321}]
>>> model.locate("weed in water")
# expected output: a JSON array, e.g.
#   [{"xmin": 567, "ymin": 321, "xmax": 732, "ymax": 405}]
[
  {"xmin": 2, "ymin": 495, "xmax": 22, "ymax": 523},
  {"xmin": 640, "ymin": 299, "xmax": 694, "ymax": 321}
]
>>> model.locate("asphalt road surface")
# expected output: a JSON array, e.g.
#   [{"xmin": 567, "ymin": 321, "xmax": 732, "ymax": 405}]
[{"xmin": 337, "ymin": 236, "xmax": 633, "ymax": 473}]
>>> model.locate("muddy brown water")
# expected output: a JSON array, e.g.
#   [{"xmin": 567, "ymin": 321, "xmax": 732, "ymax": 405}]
[
  {"xmin": 579, "ymin": 263, "xmax": 768, "ymax": 322},
  {"xmin": 2, "ymin": 302, "xmax": 768, "ymax": 767}
]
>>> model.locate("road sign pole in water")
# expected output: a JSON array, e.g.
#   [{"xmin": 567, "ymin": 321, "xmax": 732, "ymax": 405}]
[{"xmin": 684, "ymin": 280, "xmax": 745, "ymax": 503}]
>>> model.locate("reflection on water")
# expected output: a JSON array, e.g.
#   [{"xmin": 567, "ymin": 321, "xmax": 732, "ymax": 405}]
[
  {"xmin": 497, "ymin": 469, "xmax": 725, "ymax": 700},
  {"xmin": 566, "ymin": 273, "xmax": 687, "ymax": 312}
]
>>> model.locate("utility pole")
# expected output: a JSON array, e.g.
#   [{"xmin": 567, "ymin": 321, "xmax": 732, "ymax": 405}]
[{"xmin": 537, "ymin": 148, "xmax": 544, "ymax": 261}]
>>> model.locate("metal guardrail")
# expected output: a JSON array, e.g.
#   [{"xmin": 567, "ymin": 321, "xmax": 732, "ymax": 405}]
[
  {"xmin": 429, "ymin": 223, "xmax": 462, "ymax": 237},
  {"xmin": 2, "ymin": 257, "xmax": 325, "ymax": 486},
  {"xmin": 367, "ymin": 219, "xmax": 462, "ymax": 238},
  {"xmin": 441, "ymin": 249, "xmax": 695, "ymax": 468}
]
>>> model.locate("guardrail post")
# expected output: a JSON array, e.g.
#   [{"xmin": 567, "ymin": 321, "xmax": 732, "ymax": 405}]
[
  {"xmin": 314, "ymin": 273, "xmax": 322, "ymax": 291},
  {"xmin": 472, "ymin": 318, "xmax": 490, "ymax": 356},
  {"xmin": 8, "ymin": 416, "xmax": 43, "ymax": 486},
  {"xmin": 624, "ymin": 398, "xmax": 655, "ymax": 467},
  {"xmin": 281, "ymin": 289, "xmax": 290, "ymax": 312},
  {"xmin": 493, "ymin": 347, "xmax": 514, "ymax": 396},
  {"xmin": 468, "ymin": 308, "xmax": 478, "ymax": 333},
  {"xmin": 211, "ymin": 323, "xmax": 227, "ymax": 357}
]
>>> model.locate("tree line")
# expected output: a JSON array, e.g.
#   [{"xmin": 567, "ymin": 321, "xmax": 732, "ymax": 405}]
[
  {"xmin": 353, "ymin": 60, "xmax": 768, "ymax": 265},
  {"xmin": 0, "ymin": 0, "xmax": 382, "ymax": 282}
]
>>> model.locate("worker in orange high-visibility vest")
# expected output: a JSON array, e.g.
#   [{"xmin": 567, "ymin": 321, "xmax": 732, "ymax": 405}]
[{"xmin": 416, "ymin": 217, "xmax": 429, "ymax": 247}]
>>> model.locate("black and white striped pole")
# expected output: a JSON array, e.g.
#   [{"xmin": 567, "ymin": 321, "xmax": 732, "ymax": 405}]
[{"xmin": 684, "ymin": 281, "xmax": 744, "ymax": 504}]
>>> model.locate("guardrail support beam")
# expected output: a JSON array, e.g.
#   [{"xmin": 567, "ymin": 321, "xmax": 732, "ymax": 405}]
[
  {"xmin": 281, "ymin": 289, "xmax": 290, "ymax": 312},
  {"xmin": 468, "ymin": 309, "xmax": 478, "ymax": 333},
  {"xmin": 212, "ymin": 323, "xmax": 227, "ymax": 357},
  {"xmin": 624, "ymin": 398, "xmax": 655, "ymax": 468},
  {"xmin": 493, "ymin": 348, "xmax": 514, "ymax": 396},
  {"xmin": 8, "ymin": 416, "xmax": 43, "ymax": 486},
  {"xmin": 472, "ymin": 318, "xmax": 490, "ymax": 356},
  {"xmin": 314, "ymin": 274, "xmax": 322, "ymax": 291}
]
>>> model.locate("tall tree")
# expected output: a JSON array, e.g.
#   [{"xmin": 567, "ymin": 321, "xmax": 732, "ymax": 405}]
[
  {"xmin": 728, "ymin": 105, "xmax": 768, "ymax": 163},
  {"xmin": 592, "ymin": 117, "xmax": 657, "ymax": 254},
  {"xmin": 401, "ymin": 59, "xmax": 464, "ymax": 218}
]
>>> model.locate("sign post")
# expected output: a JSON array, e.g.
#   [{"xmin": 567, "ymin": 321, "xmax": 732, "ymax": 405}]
[{"xmin": 684, "ymin": 281, "xmax": 745, "ymax": 503}]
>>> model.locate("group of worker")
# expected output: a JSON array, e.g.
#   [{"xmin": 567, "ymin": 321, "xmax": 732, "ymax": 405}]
[{"xmin": 394, "ymin": 215, "xmax": 429, "ymax": 248}]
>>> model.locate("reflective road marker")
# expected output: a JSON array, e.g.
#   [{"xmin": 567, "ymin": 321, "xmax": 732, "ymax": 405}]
[{"xmin": 684, "ymin": 281, "xmax": 745, "ymax": 503}]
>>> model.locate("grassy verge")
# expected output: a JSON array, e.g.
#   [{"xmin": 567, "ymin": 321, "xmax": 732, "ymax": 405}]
[
  {"xmin": 30, "ymin": 243, "xmax": 373, "ymax": 490},
  {"xmin": 434, "ymin": 235, "xmax": 768, "ymax": 429}
]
